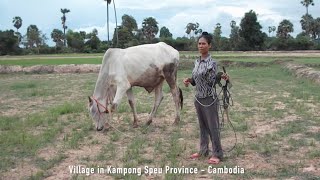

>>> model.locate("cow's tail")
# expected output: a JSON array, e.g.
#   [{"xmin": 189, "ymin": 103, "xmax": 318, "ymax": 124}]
[{"xmin": 179, "ymin": 87, "xmax": 183, "ymax": 109}]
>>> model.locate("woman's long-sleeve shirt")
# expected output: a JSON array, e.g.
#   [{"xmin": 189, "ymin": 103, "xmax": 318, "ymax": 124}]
[{"xmin": 190, "ymin": 55, "xmax": 217, "ymax": 98}]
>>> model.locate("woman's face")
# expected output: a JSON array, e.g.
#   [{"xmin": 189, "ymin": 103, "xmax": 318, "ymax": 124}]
[{"xmin": 198, "ymin": 37, "xmax": 211, "ymax": 55}]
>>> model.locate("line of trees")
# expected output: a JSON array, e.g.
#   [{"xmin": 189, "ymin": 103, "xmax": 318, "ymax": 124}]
[{"xmin": 1, "ymin": 0, "xmax": 320, "ymax": 55}]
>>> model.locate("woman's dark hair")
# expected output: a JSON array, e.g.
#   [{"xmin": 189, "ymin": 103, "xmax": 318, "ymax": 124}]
[{"xmin": 198, "ymin": 31, "xmax": 212, "ymax": 44}]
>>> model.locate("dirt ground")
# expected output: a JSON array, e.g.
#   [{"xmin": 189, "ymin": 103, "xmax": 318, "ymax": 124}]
[{"xmin": 1, "ymin": 57, "xmax": 320, "ymax": 179}]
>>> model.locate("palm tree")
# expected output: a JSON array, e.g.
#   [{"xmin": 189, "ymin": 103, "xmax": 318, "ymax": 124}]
[
  {"xmin": 268, "ymin": 26, "xmax": 272, "ymax": 37},
  {"xmin": 185, "ymin": 22, "xmax": 200, "ymax": 38},
  {"xmin": 271, "ymin": 26, "xmax": 276, "ymax": 36},
  {"xmin": 277, "ymin": 20, "xmax": 294, "ymax": 39},
  {"xmin": 104, "ymin": 0, "xmax": 111, "ymax": 43},
  {"xmin": 61, "ymin": 8, "xmax": 70, "ymax": 46},
  {"xmin": 268, "ymin": 26, "xmax": 276, "ymax": 37},
  {"xmin": 12, "ymin": 16, "xmax": 22, "ymax": 32},
  {"xmin": 12, "ymin": 16, "xmax": 22, "ymax": 43},
  {"xmin": 112, "ymin": 0, "xmax": 118, "ymax": 47},
  {"xmin": 104, "ymin": 0, "xmax": 118, "ymax": 46},
  {"xmin": 300, "ymin": 0, "xmax": 314, "ymax": 15},
  {"xmin": 230, "ymin": 20, "xmax": 236, "ymax": 29}
]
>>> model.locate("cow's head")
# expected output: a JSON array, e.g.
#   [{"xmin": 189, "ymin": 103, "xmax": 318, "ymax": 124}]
[{"xmin": 88, "ymin": 96, "xmax": 109, "ymax": 131}]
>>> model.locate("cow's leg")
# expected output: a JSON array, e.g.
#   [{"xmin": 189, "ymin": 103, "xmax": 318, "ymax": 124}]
[
  {"xmin": 126, "ymin": 88, "xmax": 139, "ymax": 128},
  {"xmin": 112, "ymin": 80, "xmax": 131, "ymax": 111},
  {"xmin": 146, "ymin": 81, "xmax": 164, "ymax": 125},
  {"xmin": 168, "ymin": 84, "xmax": 181, "ymax": 125},
  {"xmin": 164, "ymin": 65, "xmax": 181, "ymax": 125}
]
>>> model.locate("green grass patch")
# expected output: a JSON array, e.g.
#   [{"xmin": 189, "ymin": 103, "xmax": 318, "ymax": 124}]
[
  {"xmin": 10, "ymin": 82, "xmax": 37, "ymax": 89},
  {"xmin": 0, "ymin": 57, "xmax": 101, "ymax": 66},
  {"xmin": 50, "ymin": 102, "xmax": 85, "ymax": 115},
  {"xmin": 277, "ymin": 121, "xmax": 307, "ymax": 137},
  {"xmin": 0, "ymin": 101, "xmax": 87, "ymax": 172},
  {"xmin": 35, "ymin": 153, "xmax": 67, "ymax": 171}
]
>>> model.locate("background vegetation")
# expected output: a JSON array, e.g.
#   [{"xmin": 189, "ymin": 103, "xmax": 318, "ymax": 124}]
[{"xmin": 1, "ymin": 0, "xmax": 320, "ymax": 55}]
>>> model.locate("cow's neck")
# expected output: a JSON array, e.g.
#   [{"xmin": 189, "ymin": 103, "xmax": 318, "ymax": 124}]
[{"xmin": 93, "ymin": 75, "xmax": 115, "ymax": 107}]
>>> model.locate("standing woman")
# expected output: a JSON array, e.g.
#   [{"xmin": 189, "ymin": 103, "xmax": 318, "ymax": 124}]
[{"xmin": 183, "ymin": 32, "xmax": 228, "ymax": 164}]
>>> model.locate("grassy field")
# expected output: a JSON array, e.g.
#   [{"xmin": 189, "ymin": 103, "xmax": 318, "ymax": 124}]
[
  {"xmin": 0, "ymin": 53, "xmax": 320, "ymax": 179},
  {"xmin": 0, "ymin": 51, "xmax": 320, "ymax": 66}
]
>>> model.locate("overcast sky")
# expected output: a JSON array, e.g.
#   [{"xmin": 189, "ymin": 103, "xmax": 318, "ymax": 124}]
[{"xmin": 1, "ymin": 0, "xmax": 319, "ymax": 46}]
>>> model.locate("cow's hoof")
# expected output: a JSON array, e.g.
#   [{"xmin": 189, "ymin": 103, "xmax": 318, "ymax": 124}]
[
  {"xmin": 133, "ymin": 123, "xmax": 139, "ymax": 128},
  {"xmin": 173, "ymin": 121, "xmax": 179, "ymax": 126}
]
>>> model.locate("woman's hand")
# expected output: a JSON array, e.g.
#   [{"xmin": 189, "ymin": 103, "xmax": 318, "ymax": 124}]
[
  {"xmin": 221, "ymin": 73, "xmax": 229, "ymax": 81},
  {"xmin": 183, "ymin": 78, "xmax": 192, "ymax": 87}
]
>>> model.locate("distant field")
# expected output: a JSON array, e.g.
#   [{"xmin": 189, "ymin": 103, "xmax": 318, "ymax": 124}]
[
  {"xmin": 0, "ymin": 57, "xmax": 101, "ymax": 66},
  {"xmin": 0, "ymin": 51, "xmax": 319, "ymax": 66}
]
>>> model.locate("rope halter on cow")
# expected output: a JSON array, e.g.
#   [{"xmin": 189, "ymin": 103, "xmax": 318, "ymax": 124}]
[{"xmin": 90, "ymin": 96, "xmax": 109, "ymax": 114}]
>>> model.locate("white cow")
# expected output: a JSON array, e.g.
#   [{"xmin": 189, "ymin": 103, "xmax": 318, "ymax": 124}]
[{"xmin": 88, "ymin": 42, "xmax": 183, "ymax": 131}]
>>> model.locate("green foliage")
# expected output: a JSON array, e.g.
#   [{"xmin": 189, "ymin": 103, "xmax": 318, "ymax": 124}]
[
  {"xmin": 12, "ymin": 16, "xmax": 22, "ymax": 31},
  {"xmin": 300, "ymin": 0, "xmax": 315, "ymax": 15},
  {"xmin": 51, "ymin": 29, "xmax": 64, "ymax": 47},
  {"xmin": 85, "ymin": 29, "xmax": 101, "ymax": 51},
  {"xmin": 121, "ymin": 14, "xmax": 138, "ymax": 32},
  {"xmin": 239, "ymin": 10, "xmax": 266, "ymax": 50},
  {"xmin": 113, "ymin": 26, "xmax": 134, "ymax": 48},
  {"xmin": 66, "ymin": 30, "xmax": 85, "ymax": 52},
  {"xmin": 213, "ymin": 23, "xmax": 222, "ymax": 51},
  {"xmin": 229, "ymin": 20, "xmax": 241, "ymax": 50},
  {"xmin": 25, "ymin": 25, "xmax": 42, "ymax": 48},
  {"xmin": 0, "ymin": 30, "xmax": 19, "ymax": 55},
  {"xmin": 185, "ymin": 22, "xmax": 202, "ymax": 38},
  {"xmin": 3, "ymin": 9, "xmax": 320, "ymax": 55},
  {"xmin": 61, "ymin": 8, "xmax": 70, "ymax": 46},
  {"xmin": 268, "ymin": 34, "xmax": 314, "ymax": 50},
  {"xmin": 277, "ymin": 19, "xmax": 294, "ymax": 39},
  {"xmin": 300, "ymin": 14, "xmax": 320, "ymax": 40},
  {"xmin": 142, "ymin": 17, "xmax": 159, "ymax": 42},
  {"xmin": 159, "ymin": 26, "xmax": 173, "ymax": 39}
]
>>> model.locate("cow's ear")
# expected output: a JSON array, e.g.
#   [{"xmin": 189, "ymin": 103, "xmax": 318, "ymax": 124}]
[{"xmin": 88, "ymin": 96, "xmax": 93, "ymax": 106}]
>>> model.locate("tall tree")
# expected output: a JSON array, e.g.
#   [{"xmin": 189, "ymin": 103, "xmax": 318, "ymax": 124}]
[
  {"xmin": 85, "ymin": 28, "xmax": 101, "ymax": 50},
  {"xmin": 300, "ymin": 14, "xmax": 320, "ymax": 39},
  {"xmin": 104, "ymin": 0, "xmax": 111, "ymax": 43},
  {"xmin": 229, "ymin": 20, "xmax": 240, "ymax": 50},
  {"xmin": 300, "ymin": 14, "xmax": 314, "ymax": 37},
  {"xmin": 277, "ymin": 19, "xmax": 294, "ymax": 39},
  {"xmin": 142, "ymin": 17, "xmax": 159, "ymax": 42},
  {"xmin": 300, "ymin": 0, "xmax": 314, "ymax": 15},
  {"xmin": 315, "ymin": 17, "xmax": 320, "ymax": 40},
  {"xmin": 104, "ymin": 0, "xmax": 118, "ymax": 46},
  {"xmin": 271, "ymin": 26, "xmax": 276, "ymax": 36},
  {"xmin": 185, "ymin": 22, "xmax": 201, "ymax": 38},
  {"xmin": 112, "ymin": 0, "xmax": 118, "ymax": 47},
  {"xmin": 12, "ymin": 16, "xmax": 22, "ymax": 33},
  {"xmin": 51, "ymin": 29, "xmax": 64, "ymax": 47},
  {"xmin": 12, "ymin": 16, "xmax": 22, "ymax": 43},
  {"xmin": 213, "ymin": 23, "xmax": 222, "ymax": 50},
  {"xmin": 112, "ymin": 26, "xmax": 134, "ymax": 48},
  {"xmin": 121, "ymin": 14, "xmax": 138, "ymax": 32},
  {"xmin": 66, "ymin": 30, "xmax": 85, "ymax": 52},
  {"xmin": 239, "ymin": 10, "xmax": 266, "ymax": 50},
  {"xmin": 159, "ymin": 26, "xmax": 173, "ymax": 39},
  {"xmin": 0, "ymin": 30, "xmax": 18, "ymax": 55},
  {"xmin": 61, "ymin": 8, "xmax": 70, "ymax": 46},
  {"xmin": 268, "ymin": 26, "xmax": 272, "ymax": 37},
  {"xmin": 268, "ymin": 26, "xmax": 276, "ymax": 37},
  {"xmin": 26, "ymin": 25, "xmax": 41, "ymax": 48}
]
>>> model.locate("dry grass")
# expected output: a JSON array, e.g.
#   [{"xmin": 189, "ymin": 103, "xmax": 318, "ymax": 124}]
[{"xmin": 0, "ymin": 62, "xmax": 320, "ymax": 179}]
